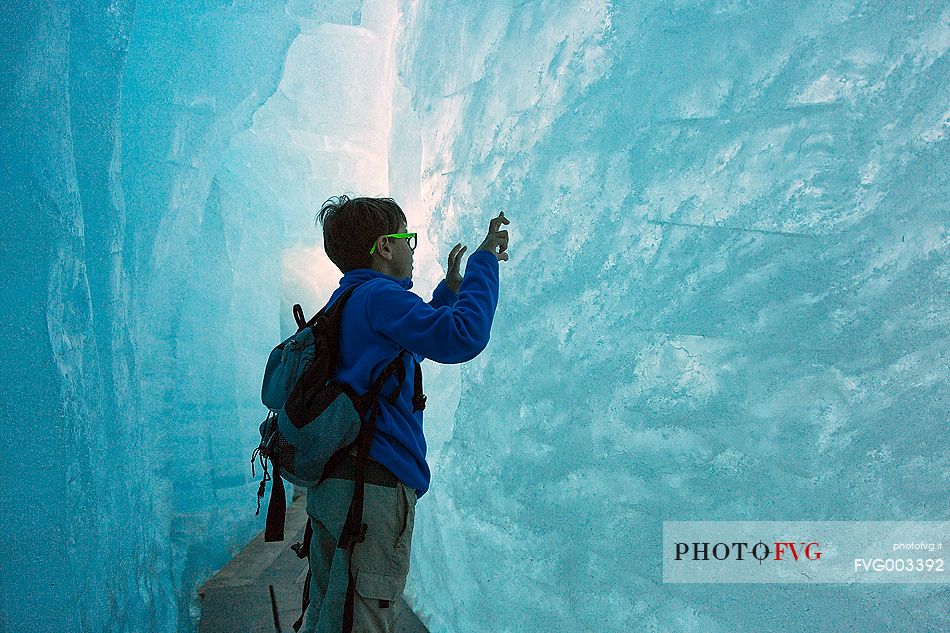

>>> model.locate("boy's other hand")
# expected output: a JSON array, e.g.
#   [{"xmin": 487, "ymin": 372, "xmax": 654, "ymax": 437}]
[
  {"xmin": 446, "ymin": 242, "xmax": 466, "ymax": 294},
  {"xmin": 476, "ymin": 211, "xmax": 510, "ymax": 262}
]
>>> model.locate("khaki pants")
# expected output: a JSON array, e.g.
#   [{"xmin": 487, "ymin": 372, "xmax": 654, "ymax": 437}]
[{"xmin": 303, "ymin": 473, "xmax": 417, "ymax": 633}]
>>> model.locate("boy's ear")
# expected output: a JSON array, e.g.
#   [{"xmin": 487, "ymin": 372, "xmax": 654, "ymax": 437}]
[{"xmin": 375, "ymin": 237, "xmax": 392, "ymax": 260}]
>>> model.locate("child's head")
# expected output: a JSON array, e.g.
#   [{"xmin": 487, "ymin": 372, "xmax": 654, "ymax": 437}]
[{"xmin": 317, "ymin": 195, "xmax": 413, "ymax": 277}]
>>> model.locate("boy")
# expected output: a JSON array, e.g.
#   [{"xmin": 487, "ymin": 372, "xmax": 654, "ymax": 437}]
[{"xmin": 302, "ymin": 195, "xmax": 510, "ymax": 632}]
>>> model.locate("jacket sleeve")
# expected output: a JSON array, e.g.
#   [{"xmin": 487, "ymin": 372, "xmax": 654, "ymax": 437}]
[
  {"xmin": 366, "ymin": 250, "xmax": 500, "ymax": 364},
  {"xmin": 428, "ymin": 278, "xmax": 458, "ymax": 309}
]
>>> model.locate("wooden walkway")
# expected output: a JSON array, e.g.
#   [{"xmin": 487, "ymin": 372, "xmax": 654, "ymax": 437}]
[{"xmin": 198, "ymin": 491, "xmax": 428, "ymax": 633}]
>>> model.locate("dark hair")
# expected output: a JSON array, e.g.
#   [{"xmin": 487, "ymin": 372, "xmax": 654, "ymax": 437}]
[{"xmin": 316, "ymin": 195, "xmax": 408, "ymax": 273}]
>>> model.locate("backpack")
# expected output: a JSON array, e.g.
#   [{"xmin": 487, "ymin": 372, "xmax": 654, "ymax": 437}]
[{"xmin": 251, "ymin": 282, "xmax": 426, "ymax": 631}]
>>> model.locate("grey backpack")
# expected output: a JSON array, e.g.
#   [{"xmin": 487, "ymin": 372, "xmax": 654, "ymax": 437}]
[{"xmin": 251, "ymin": 284, "xmax": 424, "ymax": 540}]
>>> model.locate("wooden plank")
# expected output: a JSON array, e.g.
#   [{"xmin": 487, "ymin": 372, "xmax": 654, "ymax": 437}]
[
  {"xmin": 198, "ymin": 584, "xmax": 283, "ymax": 633},
  {"xmin": 200, "ymin": 491, "xmax": 310, "ymax": 593}
]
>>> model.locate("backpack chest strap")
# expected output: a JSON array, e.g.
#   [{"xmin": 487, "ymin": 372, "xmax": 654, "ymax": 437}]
[
  {"xmin": 412, "ymin": 360, "xmax": 426, "ymax": 412},
  {"xmin": 381, "ymin": 351, "xmax": 425, "ymax": 412}
]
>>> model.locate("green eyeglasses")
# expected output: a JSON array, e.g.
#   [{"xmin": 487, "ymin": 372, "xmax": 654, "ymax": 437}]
[{"xmin": 369, "ymin": 232, "xmax": 417, "ymax": 255}]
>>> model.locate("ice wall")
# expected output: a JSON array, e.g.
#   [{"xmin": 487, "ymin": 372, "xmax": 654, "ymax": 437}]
[
  {"xmin": 1, "ymin": 1, "xmax": 176, "ymax": 630},
  {"xmin": 394, "ymin": 1, "xmax": 949, "ymax": 631}
]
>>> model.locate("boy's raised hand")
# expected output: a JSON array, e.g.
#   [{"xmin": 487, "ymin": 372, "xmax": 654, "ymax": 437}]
[{"xmin": 476, "ymin": 211, "xmax": 510, "ymax": 262}]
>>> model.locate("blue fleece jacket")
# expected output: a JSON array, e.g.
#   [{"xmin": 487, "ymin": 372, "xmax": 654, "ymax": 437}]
[{"xmin": 323, "ymin": 249, "xmax": 500, "ymax": 498}]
